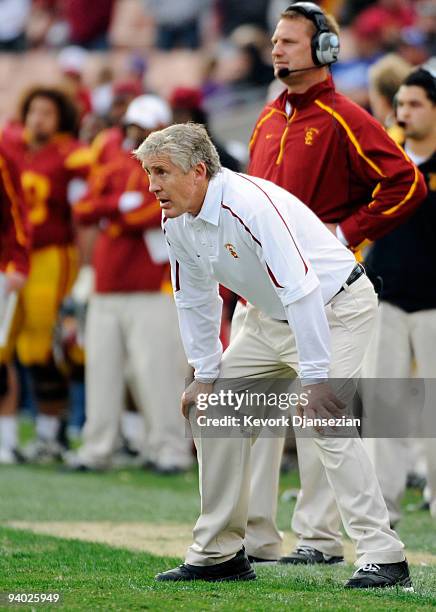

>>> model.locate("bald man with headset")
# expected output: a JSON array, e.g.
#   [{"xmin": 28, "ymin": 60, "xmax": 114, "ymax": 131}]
[{"xmin": 240, "ymin": 1, "xmax": 427, "ymax": 586}]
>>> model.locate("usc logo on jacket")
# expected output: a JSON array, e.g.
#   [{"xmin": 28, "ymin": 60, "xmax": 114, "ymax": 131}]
[{"xmin": 305, "ymin": 127, "xmax": 319, "ymax": 146}]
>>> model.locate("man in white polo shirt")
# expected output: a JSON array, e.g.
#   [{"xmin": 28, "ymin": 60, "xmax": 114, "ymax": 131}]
[{"xmin": 134, "ymin": 123, "xmax": 411, "ymax": 589}]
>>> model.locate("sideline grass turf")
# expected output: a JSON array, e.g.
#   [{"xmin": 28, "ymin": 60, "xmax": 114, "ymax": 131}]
[
  {"xmin": 0, "ymin": 464, "xmax": 434, "ymax": 554},
  {"xmin": 0, "ymin": 527, "xmax": 435, "ymax": 611},
  {"xmin": 1, "ymin": 429, "xmax": 435, "ymax": 611}
]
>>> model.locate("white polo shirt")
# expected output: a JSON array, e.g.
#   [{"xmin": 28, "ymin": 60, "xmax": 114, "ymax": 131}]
[{"xmin": 164, "ymin": 168, "xmax": 356, "ymax": 381}]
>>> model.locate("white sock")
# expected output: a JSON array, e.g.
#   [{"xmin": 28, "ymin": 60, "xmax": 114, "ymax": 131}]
[
  {"xmin": 121, "ymin": 411, "xmax": 145, "ymax": 452},
  {"xmin": 36, "ymin": 414, "xmax": 61, "ymax": 441},
  {"xmin": 0, "ymin": 415, "xmax": 18, "ymax": 451}
]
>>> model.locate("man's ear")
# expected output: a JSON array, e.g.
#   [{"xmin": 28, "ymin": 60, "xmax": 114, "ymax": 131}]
[{"xmin": 193, "ymin": 162, "xmax": 208, "ymax": 180}]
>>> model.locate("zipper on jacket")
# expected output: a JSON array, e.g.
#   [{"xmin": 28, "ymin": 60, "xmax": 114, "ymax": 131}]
[{"xmin": 276, "ymin": 109, "xmax": 297, "ymax": 165}]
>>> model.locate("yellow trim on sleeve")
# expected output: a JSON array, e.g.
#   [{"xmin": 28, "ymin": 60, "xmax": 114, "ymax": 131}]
[
  {"xmin": 0, "ymin": 155, "xmax": 27, "ymax": 246},
  {"xmin": 372, "ymin": 182, "xmax": 381, "ymax": 198},
  {"xmin": 64, "ymin": 147, "xmax": 94, "ymax": 169},
  {"xmin": 367, "ymin": 182, "xmax": 381, "ymax": 209},
  {"xmin": 314, "ymin": 100, "xmax": 386, "ymax": 178},
  {"xmin": 379, "ymin": 142, "xmax": 419, "ymax": 215},
  {"xmin": 315, "ymin": 99, "xmax": 420, "ymax": 216},
  {"xmin": 382, "ymin": 163, "xmax": 419, "ymax": 215},
  {"xmin": 351, "ymin": 240, "xmax": 372, "ymax": 262}
]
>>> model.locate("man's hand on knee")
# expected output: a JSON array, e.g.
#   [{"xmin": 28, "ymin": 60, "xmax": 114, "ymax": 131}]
[
  {"xmin": 298, "ymin": 382, "xmax": 345, "ymax": 432},
  {"xmin": 181, "ymin": 380, "xmax": 214, "ymax": 419}
]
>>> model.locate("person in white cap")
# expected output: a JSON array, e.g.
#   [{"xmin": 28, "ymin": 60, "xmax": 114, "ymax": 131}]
[
  {"xmin": 58, "ymin": 45, "xmax": 92, "ymax": 119},
  {"xmin": 65, "ymin": 95, "xmax": 192, "ymax": 473}
]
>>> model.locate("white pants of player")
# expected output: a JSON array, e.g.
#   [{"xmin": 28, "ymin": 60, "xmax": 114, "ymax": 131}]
[
  {"xmin": 186, "ymin": 276, "xmax": 405, "ymax": 566},
  {"xmin": 361, "ymin": 301, "xmax": 436, "ymax": 524},
  {"xmin": 78, "ymin": 292, "xmax": 192, "ymax": 469}
]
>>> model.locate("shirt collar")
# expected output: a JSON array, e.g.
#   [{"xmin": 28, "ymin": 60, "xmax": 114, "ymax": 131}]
[{"xmin": 185, "ymin": 170, "xmax": 224, "ymax": 227}]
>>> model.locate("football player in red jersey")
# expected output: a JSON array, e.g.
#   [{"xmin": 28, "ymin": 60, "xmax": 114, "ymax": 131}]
[
  {"xmin": 0, "ymin": 142, "xmax": 31, "ymax": 464},
  {"xmin": 0, "ymin": 86, "xmax": 92, "ymax": 462}
]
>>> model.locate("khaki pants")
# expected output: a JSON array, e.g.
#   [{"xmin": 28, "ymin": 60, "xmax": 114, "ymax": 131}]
[
  {"xmin": 78, "ymin": 292, "xmax": 191, "ymax": 469},
  {"xmin": 186, "ymin": 276, "xmax": 405, "ymax": 566},
  {"xmin": 362, "ymin": 301, "xmax": 436, "ymax": 524}
]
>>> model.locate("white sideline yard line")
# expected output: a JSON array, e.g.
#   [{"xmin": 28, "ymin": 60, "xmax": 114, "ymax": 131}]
[{"xmin": 3, "ymin": 521, "xmax": 436, "ymax": 566}]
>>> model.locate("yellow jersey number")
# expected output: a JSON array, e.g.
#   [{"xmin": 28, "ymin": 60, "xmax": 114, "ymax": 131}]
[{"xmin": 21, "ymin": 171, "xmax": 50, "ymax": 225}]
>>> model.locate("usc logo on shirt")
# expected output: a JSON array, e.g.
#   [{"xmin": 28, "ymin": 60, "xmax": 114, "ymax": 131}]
[
  {"xmin": 305, "ymin": 127, "xmax": 319, "ymax": 146},
  {"xmin": 225, "ymin": 243, "xmax": 239, "ymax": 258}
]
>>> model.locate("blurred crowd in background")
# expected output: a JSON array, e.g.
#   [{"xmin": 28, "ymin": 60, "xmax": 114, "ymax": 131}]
[
  {"xmin": 0, "ymin": 0, "xmax": 434, "ymax": 125},
  {"xmin": 0, "ymin": 0, "xmax": 435, "ymax": 520}
]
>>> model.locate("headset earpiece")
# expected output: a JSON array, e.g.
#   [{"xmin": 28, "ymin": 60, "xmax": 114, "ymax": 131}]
[
  {"xmin": 285, "ymin": 2, "xmax": 340, "ymax": 66},
  {"xmin": 315, "ymin": 31, "xmax": 339, "ymax": 65}
]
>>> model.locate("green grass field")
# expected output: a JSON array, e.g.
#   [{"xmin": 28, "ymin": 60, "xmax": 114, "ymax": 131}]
[{"xmin": 0, "ymin": 454, "xmax": 435, "ymax": 610}]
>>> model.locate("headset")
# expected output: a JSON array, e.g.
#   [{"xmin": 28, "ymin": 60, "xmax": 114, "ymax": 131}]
[{"xmin": 285, "ymin": 2, "xmax": 340, "ymax": 66}]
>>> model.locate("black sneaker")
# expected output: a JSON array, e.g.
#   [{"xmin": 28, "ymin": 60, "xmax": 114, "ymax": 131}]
[
  {"xmin": 406, "ymin": 472, "xmax": 426, "ymax": 490},
  {"xmin": 345, "ymin": 560, "xmax": 413, "ymax": 590},
  {"xmin": 60, "ymin": 463, "xmax": 95, "ymax": 473},
  {"xmin": 248, "ymin": 555, "xmax": 278, "ymax": 564},
  {"xmin": 155, "ymin": 548, "xmax": 256, "ymax": 582},
  {"xmin": 144, "ymin": 460, "xmax": 189, "ymax": 476},
  {"xmin": 280, "ymin": 546, "xmax": 344, "ymax": 565}
]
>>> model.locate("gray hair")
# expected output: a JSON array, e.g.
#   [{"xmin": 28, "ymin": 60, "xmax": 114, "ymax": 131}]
[{"xmin": 133, "ymin": 122, "xmax": 221, "ymax": 178}]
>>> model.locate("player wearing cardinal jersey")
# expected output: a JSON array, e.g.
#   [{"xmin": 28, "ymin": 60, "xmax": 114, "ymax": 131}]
[
  {"xmin": 0, "ymin": 86, "xmax": 92, "ymax": 462},
  {"xmin": 0, "ymin": 141, "xmax": 31, "ymax": 464},
  {"xmin": 67, "ymin": 95, "xmax": 191, "ymax": 473},
  {"xmin": 0, "ymin": 141, "xmax": 30, "ymax": 283}
]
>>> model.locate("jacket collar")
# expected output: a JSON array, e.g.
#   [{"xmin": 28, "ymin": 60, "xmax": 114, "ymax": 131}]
[{"xmin": 274, "ymin": 75, "xmax": 335, "ymax": 111}]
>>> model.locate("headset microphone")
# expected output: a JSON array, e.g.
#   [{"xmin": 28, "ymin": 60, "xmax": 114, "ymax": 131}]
[{"xmin": 277, "ymin": 65, "xmax": 321, "ymax": 78}]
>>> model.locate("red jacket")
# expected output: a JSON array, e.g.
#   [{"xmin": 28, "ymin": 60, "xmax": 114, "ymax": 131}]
[
  {"xmin": 248, "ymin": 76, "xmax": 427, "ymax": 248},
  {"xmin": 1, "ymin": 125, "xmax": 91, "ymax": 250},
  {"xmin": 90, "ymin": 126, "xmax": 124, "ymax": 167},
  {"xmin": 0, "ymin": 142, "xmax": 31, "ymax": 275},
  {"xmin": 74, "ymin": 143, "xmax": 168, "ymax": 293}
]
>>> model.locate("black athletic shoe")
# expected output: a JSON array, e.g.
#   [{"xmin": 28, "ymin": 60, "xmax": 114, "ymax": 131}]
[
  {"xmin": 248, "ymin": 555, "xmax": 278, "ymax": 564},
  {"xmin": 345, "ymin": 560, "xmax": 413, "ymax": 590},
  {"xmin": 144, "ymin": 460, "xmax": 189, "ymax": 476},
  {"xmin": 60, "ymin": 463, "xmax": 95, "ymax": 473},
  {"xmin": 280, "ymin": 546, "xmax": 344, "ymax": 565},
  {"xmin": 406, "ymin": 472, "xmax": 426, "ymax": 490},
  {"xmin": 155, "ymin": 548, "xmax": 256, "ymax": 582}
]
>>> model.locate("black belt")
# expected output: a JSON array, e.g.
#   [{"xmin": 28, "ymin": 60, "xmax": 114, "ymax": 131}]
[{"xmin": 335, "ymin": 263, "xmax": 365, "ymax": 297}]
